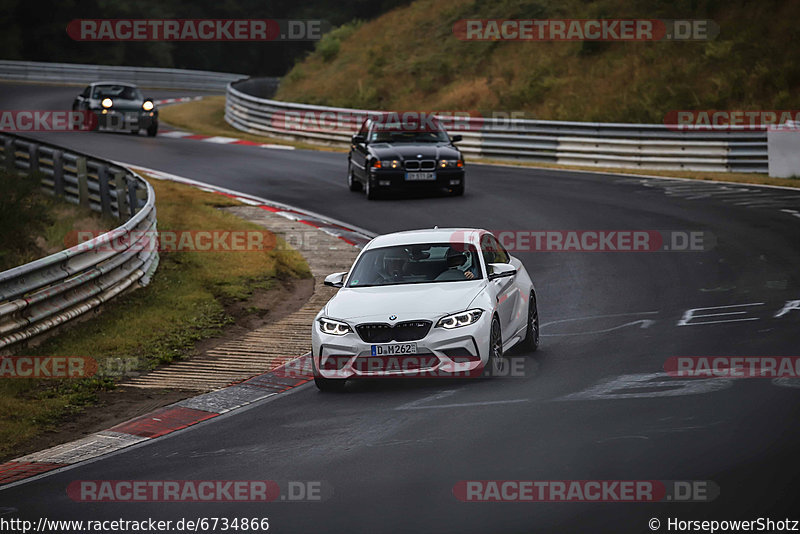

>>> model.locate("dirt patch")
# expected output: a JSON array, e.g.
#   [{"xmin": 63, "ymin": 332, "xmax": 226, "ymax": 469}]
[
  {"xmin": 5, "ymin": 276, "xmax": 314, "ymax": 462},
  {"xmin": 194, "ymin": 276, "xmax": 315, "ymax": 353}
]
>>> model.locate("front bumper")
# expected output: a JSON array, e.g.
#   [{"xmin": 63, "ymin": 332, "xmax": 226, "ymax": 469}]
[
  {"xmin": 93, "ymin": 109, "xmax": 157, "ymax": 130},
  {"xmin": 311, "ymin": 312, "xmax": 489, "ymax": 379},
  {"xmin": 368, "ymin": 168, "xmax": 465, "ymax": 191}
]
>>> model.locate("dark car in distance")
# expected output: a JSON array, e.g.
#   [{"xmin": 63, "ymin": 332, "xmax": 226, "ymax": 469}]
[
  {"xmin": 72, "ymin": 82, "xmax": 159, "ymax": 136},
  {"xmin": 347, "ymin": 114, "xmax": 465, "ymax": 199}
]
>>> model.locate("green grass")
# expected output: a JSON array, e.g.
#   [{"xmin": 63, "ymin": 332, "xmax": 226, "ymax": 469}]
[
  {"xmin": 0, "ymin": 171, "xmax": 116, "ymax": 271},
  {"xmin": 276, "ymin": 0, "xmax": 800, "ymax": 123},
  {"xmin": 0, "ymin": 178, "xmax": 310, "ymax": 460},
  {"xmin": 158, "ymin": 96, "xmax": 343, "ymax": 152}
]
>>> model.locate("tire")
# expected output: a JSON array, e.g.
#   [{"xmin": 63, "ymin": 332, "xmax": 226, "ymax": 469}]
[
  {"xmin": 146, "ymin": 121, "xmax": 158, "ymax": 137},
  {"xmin": 523, "ymin": 291, "xmax": 540, "ymax": 352},
  {"xmin": 314, "ymin": 375, "xmax": 347, "ymax": 392},
  {"xmin": 482, "ymin": 315, "xmax": 505, "ymax": 377},
  {"xmin": 347, "ymin": 162, "xmax": 362, "ymax": 191},
  {"xmin": 312, "ymin": 356, "xmax": 346, "ymax": 392},
  {"xmin": 365, "ymin": 177, "xmax": 379, "ymax": 200}
]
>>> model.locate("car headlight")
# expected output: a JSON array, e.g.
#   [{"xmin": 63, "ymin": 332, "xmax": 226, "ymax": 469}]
[
  {"xmin": 379, "ymin": 160, "xmax": 402, "ymax": 169},
  {"xmin": 318, "ymin": 317, "xmax": 352, "ymax": 336},
  {"xmin": 101, "ymin": 98, "xmax": 113, "ymax": 109},
  {"xmin": 436, "ymin": 309, "xmax": 483, "ymax": 329},
  {"xmin": 142, "ymin": 100, "xmax": 155, "ymax": 111},
  {"xmin": 439, "ymin": 159, "xmax": 464, "ymax": 168}
]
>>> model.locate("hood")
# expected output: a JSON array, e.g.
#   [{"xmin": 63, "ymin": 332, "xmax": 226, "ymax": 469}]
[
  {"xmin": 369, "ymin": 143, "xmax": 460, "ymax": 161},
  {"xmin": 324, "ymin": 281, "xmax": 485, "ymax": 323}
]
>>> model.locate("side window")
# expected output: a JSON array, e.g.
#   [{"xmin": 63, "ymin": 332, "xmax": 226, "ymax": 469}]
[
  {"xmin": 493, "ymin": 236, "xmax": 510, "ymax": 263},
  {"xmin": 482, "ymin": 235, "xmax": 510, "ymax": 265},
  {"xmin": 81, "ymin": 86, "xmax": 90, "ymax": 98},
  {"xmin": 357, "ymin": 119, "xmax": 369, "ymax": 138},
  {"xmin": 481, "ymin": 235, "xmax": 495, "ymax": 266}
]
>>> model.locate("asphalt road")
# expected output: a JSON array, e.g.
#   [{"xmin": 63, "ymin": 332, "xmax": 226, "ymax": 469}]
[{"xmin": 2, "ymin": 83, "xmax": 800, "ymax": 533}]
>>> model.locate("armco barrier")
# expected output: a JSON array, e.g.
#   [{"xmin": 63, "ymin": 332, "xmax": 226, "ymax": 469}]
[
  {"xmin": 0, "ymin": 60, "xmax": 249, "ymax": 91},
  {"xmin": 225, "ymin": 80, "xmax": 767, "ymax": 173},
  {"xmin": 0, "ymin": 133, "xmax": 158, "ymax": 350}
]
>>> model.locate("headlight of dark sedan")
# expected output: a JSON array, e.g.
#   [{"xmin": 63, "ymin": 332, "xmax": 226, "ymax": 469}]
[{"xmin": 439, "ymin": 159, "xmax": 464, "ymax": 168}]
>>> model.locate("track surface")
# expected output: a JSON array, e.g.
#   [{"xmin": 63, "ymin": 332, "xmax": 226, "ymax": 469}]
[{"xmin": 2, "ymin": 84, "xmax": 800, "ymax": 533}]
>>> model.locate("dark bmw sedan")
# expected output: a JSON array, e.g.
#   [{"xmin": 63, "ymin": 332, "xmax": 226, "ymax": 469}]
[
  {"xmin": 347, "ymin": 114, "xmax": 465, "ymax": 199},
  {"xmin": 72, "ymin": 82, "xmax": 158, "ymax": 136}
]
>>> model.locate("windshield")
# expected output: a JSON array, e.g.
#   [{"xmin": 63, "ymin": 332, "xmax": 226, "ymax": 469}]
[
  {"xmin": 368, "ymin": 128, "xmax": 450, "ymax": 143},
  {"xmin": 347, "ymin": 243, "xmax": 482, "ymax": 287},
  {"xmin": 92, "ymin": 85, "xmax": 142, "ymax": 100}
]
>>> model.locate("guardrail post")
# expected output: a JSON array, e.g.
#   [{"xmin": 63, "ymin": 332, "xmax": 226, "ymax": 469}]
[
  {"xmin": 76, "ymin": 156, "xmax": 89, "ymax": 208},
  {"xmin": 127, "ymin": 180, "xmax": 138, "ymax": 217},
  {"xmin": 52, "ymin": 150, "xmax": 65, "ymax": 197},
  {"xmin": 114, "ymin": 172, "xmax": 130, "ymax": 218},
  {"xmin": 4, "ymin": 137, "xmax": 14, "ymax": 173},
  {"xmin": 136, "ymin": 186, "xmax": 148, "ymax": 211},
  {"xmin": 28, "ymin": 143, "xmax": 39, "ymax": 174},
  {"xmin": 97, "ymin": 165, "xmax": 112, "ymax": 217}
]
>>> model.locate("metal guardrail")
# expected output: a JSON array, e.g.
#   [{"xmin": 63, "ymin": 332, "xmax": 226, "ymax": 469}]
[
  {"xmin": 0, "ymin": 60, "xmax": 246, "ymax": 91},
  {"xmin": 0, "ymin": 133, "xmax": 159, "ymax": 351},
  {"xmin": 226, "ymin": 80, "xmax": 768, "ymax": 173}
]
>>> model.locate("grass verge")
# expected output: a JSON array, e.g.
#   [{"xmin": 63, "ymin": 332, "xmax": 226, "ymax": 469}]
[
  {"xmin": 0, "ymin": 170, "xmax": 115, "ymax": 271},
  {"xmin": 0, "ymin": 177, "xmax": 311, "ymax": 461},
  {"xmin": 471, "ymin": 159, "xmax": 800, "ymax": 189},
  {"xmin": 158, "ymin": 96, "xmax": 346, "ymax": 153}
]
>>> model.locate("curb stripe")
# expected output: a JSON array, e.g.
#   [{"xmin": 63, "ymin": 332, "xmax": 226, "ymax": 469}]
[
  {"xmin": 0, "ymin": 462, "xmax": 67, "ymax": 484},
  {"xmin": 109, "ymin": 406, "xmax": 219, "ymax": 439}
]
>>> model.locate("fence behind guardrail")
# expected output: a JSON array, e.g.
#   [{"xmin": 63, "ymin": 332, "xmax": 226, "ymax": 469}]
[
  {"xmin": 225, "ymin": 80, "xmax": 767, "ymax": 173},
  {"xmin": 0, "ymin": 60, "xmax": 250, "ymax": 91}
]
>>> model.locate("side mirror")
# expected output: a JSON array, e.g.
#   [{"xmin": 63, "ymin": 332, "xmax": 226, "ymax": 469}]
[
  {"xmin": 324, "ymin": 271, "xmax": 347, "ymax": 288},
  {"xmin": 451, "ymin": 134, "xmax": 462, "ymax": 143},
  {"xmin": 488, "ymin": 263, "xmax": 516, "ymax": 280},
  {"xmin": 351, "ymin": 134, "xmax": 366, "ymax": 144}
]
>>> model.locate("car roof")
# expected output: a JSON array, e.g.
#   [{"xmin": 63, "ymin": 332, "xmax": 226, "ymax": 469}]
[{"xmin": 365, "ymin": 228, "xmax": 488, "ymax": 249}]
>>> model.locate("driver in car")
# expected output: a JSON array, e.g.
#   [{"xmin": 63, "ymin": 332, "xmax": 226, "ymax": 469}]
[{"xmin": 436, "ymin": 248, "xmax": 477, "ymax": 281}]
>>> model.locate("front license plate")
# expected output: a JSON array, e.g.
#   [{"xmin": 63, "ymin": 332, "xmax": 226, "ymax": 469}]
[
  {"xmin": 371, "ymin": 343, "xmax": 418, "ymax": 356},
  {"xmin": 405, "ymin": 172, "xmax": 436, "ymax": 181}
]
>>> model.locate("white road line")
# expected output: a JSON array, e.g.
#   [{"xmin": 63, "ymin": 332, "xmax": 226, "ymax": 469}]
[
  {"xmin": 159, "ymin": 131, "xmax": 193, "ymax": 138},
  {"xmin": 260, "ymin": 144, "xmax": 295, "ymax": 150},
  {"xmin": 203, "ymin": 136, "xmax": 239, "ymax": 143},
  {"xmin": 395, "ymin": 390, "xmax": 457, "ymax": 410},
  {"xmin": 397, "ymin": 399, "xmax": 531, "ymax": 410}
]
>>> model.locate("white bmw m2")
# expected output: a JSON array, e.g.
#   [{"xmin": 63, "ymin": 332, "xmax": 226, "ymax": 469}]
[{"xmin": 311, "ymin": 228, "xmax": 539, "ymax": 391}]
